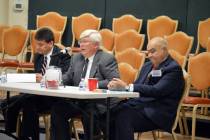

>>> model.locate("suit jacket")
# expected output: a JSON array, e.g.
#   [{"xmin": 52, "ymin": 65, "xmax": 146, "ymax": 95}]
[
  {"xmin": 126, "ymin": 56, "xmax": 184, "ymax": 132},
  {"xmin": 3, "ymin": 45, "xmax": 71, "ymax": 133},
  {"xmin": 34, "ymin": 45, "xmax": 71, "ymax": 73},
  {"xmin": 63, "ymin": 49, "xmax": 120, "ymax": 113}
]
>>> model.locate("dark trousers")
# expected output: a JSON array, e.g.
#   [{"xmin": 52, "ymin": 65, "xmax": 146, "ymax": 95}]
[
  {"xmin": 50, "ymin": 100, "xmax": 100, "ymax": 140},
  {"xmin": 1, "ymin": 94, "xmax": 32, "ymax": 133},
  {"xmin": 109, "ymin": 104, "xmax": 159, "ymax": 140},
  {"xmin": 21, "ymin": 95, "xmax": 58, "ymax": 140}
]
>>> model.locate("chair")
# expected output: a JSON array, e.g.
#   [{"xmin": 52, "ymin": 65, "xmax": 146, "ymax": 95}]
[
  {"xmin": 99, "ymin": 29, "xmax": 115, "ymax": 53},
  {"xmin": 0, "ymin": 25, "xmax": 29, "ymax": 71},
  {"xmin": 165, "ymin": 31, "xmax": 194, "ymax": 68},
  {"xmin": 147, "ymin": 15, "xmax": 178, "ymax": 41},
  {"xmin": 168, "ymin": 50, "xmax": 186, "ymax": 69},
  {"xmin": 114, "ymin": 30, "xmax": 145, "ymax": 54},
  {"xmin": 36, "ymin": 11, "xmax": 67, "ymax": 37},
  {"xmin": 115, "ymin": 48, "xmax": 145, "ymax": 70},
  {"xmin": 112, "ymin": 14, "xmax": 142, "ymax": 34},
  {"xmin": 207, "ymin": 38, "xmax": 210, "ymax": 52},
  {"xmin": 195, "ymin": 18, "xmax": 210, "ymax": 54},
  {"xmin": 165, "ymin": 31, "xmax": 194, "ymax": 56},
  {"xmin": 181, "ymin": 52, "xmax": 210, "ymax": 140},
  {"xmin": 0, "ymin": 25, "xmax": 10, "ymax": 57},
  {"xmin": 71, "ymin": 13, "xmax": 102, "ymax": 47},
  {"xmin": 118, "ymin": 63, "xmax": 138, "ymax": 84}
]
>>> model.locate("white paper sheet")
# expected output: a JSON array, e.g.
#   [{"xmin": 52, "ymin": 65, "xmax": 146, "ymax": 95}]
[{"xmin": 6, "ymin": 73, "xmax": 36, "ymax": 83}]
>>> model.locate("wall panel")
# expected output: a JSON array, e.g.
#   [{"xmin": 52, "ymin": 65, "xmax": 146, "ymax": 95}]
[{"xmin": 28, "ymin": 0, "xmax": 105, "ymax": 46}]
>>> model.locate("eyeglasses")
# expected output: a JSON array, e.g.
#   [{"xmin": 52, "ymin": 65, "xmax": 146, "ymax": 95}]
[
  {"xmin": 146, "ymin": 48, "xmax": 157, "ymax": 55},
  {"xmin": 78, "ymin": 39, "xmax": 92, "ymax": 45}
]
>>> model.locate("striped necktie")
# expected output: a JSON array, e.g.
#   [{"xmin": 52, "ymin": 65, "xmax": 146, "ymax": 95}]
[{"xmin": 41, "ymin": 56, "xmax": 47, "ymax": 76}]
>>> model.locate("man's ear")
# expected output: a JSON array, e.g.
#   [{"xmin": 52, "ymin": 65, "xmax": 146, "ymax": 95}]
[
  {"xmin": 94, "ymin": 42, "xmax": 100, "ymax": 49},
  {"xmin": 49, "ymin": 41, "xmax": 54, "ymax": 46}
]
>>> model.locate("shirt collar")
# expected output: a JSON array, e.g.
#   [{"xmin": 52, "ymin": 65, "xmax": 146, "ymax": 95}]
[
  {"xmin": 85, "ymin": 54, "xmax": 95, "ymax": 62},
  {"xmin": 44, "ymin": 47, "xmax": 53, "ymax": 58}
]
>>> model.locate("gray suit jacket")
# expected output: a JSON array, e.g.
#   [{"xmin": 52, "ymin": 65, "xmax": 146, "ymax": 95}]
[{"xmin": 62, "ymin": 49, "xmax": 120, "ymax": 113}]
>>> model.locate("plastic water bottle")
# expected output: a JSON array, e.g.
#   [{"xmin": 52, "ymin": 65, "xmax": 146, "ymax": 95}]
[
  {"xmin": 40, "ymin": 76, "xmax": 46, "ymax": 88},
  {"xmin": 79, "ymin": 78, "xmax": 86, "ymax": 91},
  {"xmin": 1, "ymin": 71, "xmax": 7, "ymax": 83}
]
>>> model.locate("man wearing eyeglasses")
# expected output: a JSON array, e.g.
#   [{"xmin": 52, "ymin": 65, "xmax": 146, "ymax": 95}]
[
  {"xmin": 108, "ymin": 37, "xmax": 185, "ymax": 140},
  {"xmin": 50, "ymin": 29, "xmax": 120, "ymax": 140}
]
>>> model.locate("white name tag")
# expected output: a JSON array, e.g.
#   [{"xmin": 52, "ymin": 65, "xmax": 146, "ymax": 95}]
[{"xmin": 151, "ymin": 70, "xmax": 162, "ymax": 77}]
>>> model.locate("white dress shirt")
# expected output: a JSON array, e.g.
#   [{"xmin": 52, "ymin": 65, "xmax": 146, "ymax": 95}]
[{"xmin": 84, "ymin": 54, "xmax": 95, "ymax": 82}]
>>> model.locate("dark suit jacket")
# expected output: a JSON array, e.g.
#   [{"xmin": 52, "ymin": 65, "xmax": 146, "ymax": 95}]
[
  {"xmin": 126, "ymin": 56, "xmax": 184, "ymax": 132},
  {"xmin": 63, "ymin": 49, "xmax": 120, "ymax": 113},
  {"xmin": 3, "ymin": 45, "xmax": 71, "ymax": 132},
  {"xmin": 34, "ymin": 45, "xmax": 71, "ymax": 74}
]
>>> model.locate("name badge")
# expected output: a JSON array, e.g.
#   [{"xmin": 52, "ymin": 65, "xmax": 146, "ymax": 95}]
[{"xmin": 151, "ymin": 70, "xmax": 162, "ymax": 77}]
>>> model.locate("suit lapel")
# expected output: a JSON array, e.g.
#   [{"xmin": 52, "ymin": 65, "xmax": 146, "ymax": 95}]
[
  {"xmin": 34, "ymin": 54, "xmax": 44, "ymax": 73},
  {"xmin": 89, "ymin": 50, "xmax": 101, "ymax": 78},
  {"xmin": 156, "ymin": 56, "xmax": 172, "ymax": 71},
  {"xmin": 49, "ymin": 46, "xmax": 60, "ymax": 66},
  {"xmin": 142, "ymin": 63, "xmax": 153, "ymax": 83}
]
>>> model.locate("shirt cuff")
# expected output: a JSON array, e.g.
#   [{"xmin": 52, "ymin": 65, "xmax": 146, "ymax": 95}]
[
  {"xmin": 128, "ymin": 84, "xmax": 134, "ymax": 92},
  {"xmin": 125, "ymin": 84, "xmax": 133, "ymax": 92}
]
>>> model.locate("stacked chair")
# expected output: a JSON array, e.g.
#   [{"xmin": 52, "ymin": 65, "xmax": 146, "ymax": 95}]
[
  {"xmin": 165, "ymin": 31, "xmax": 194, "ymax": 68},
  {"xmin": 112, "ymin": 14, "xmax": 142, "ymax": 34},
  {"xmin": 181, "ymin": 52, "xmax": 210, "ymax": 140},
  {"xmin": 71, "ymin": 13, "xmax": 101, "ymax": 47},
  {"xmin": 36, "ymin": 11, "xmax": 67, "ymax": 38},
  {"xmin": 195, "ymin": 18, "xmax": 210, "ymax": 54},
  {"xmin": 99, "ymin": 29, "xmax": 115, "ymax": 53},
  {"xmin": 147, "ymin": 15, "xmax": 178, "ymax": 40},
  {"xmin": 0, "ymin": 25, "xmax": 29, "ymax": 72},
  {"xmin": 114, "ymin": 30, "xmax": 145, "ymax": 55}
]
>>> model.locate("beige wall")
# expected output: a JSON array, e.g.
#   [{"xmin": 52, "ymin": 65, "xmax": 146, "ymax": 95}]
[
  {"xmin": 8, "ymin": 0, "xmax": 28, "ymax": 28},
  {"xmin": 0, "ymin": 0, "xmax": 9, "ymax": 24}
]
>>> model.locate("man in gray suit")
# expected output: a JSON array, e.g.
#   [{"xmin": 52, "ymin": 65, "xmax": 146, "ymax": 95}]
[{"xmin": 50, "ymin": 29, "xmax": 120, "ymax": 140}]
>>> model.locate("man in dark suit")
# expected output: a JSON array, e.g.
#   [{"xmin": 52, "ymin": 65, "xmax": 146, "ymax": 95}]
[
  {"xmin": 1, "ymin": 27, "xmax": 70, "ymax": 140},
  {"xmin": 108, "ymin": 37, "xmax": 185, "ymax": 140},
  {"xmin": 50, "ymin": 29, "xmax": 120, "ymax": 140}
]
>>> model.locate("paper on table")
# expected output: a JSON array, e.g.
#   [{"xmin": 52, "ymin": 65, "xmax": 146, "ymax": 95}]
[{"xmin": 7, "ymin": 73, "xmax": 36, "ymax": 83}]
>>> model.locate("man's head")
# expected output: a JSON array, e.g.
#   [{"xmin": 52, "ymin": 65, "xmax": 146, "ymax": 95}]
[
  {"xmin": 35, "ymin": 27, "xmax": 54, "ymax": 55},
  {"xmin": 78, "ymin": 29, "xmax": 102, "ymax": 58},
  {"xmin": 147, "ymin": 37, "xmax": 169, "ymax": 67}
]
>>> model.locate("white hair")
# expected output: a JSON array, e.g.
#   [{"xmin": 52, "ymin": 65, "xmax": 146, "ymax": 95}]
[
  {"xmin": 79, "ymin": 29, "xmax": 102, "ymax": 47},
  {"xmin": 153, "ymin": 37, "xmax": 168, "ymax": 49}
]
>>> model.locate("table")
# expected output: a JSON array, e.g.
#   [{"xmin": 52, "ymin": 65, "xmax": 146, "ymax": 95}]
[{"xmin": 0, "ymin": 82, "xmax": 139, "ymax": 140}]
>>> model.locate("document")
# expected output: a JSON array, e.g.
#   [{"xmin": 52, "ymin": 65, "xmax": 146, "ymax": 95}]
[{"xmin": 7, "ymin": 73, "xmax": 36, "ymax": 83}]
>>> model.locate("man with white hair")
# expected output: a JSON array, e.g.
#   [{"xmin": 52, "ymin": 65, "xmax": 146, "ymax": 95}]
[
  {"xmin": 50, "ymin": 29, "xmax": 120, "ymax": 140},
  {"xmin": 107, "ymin": 37, "xmax": 185, "ymax": 140}
]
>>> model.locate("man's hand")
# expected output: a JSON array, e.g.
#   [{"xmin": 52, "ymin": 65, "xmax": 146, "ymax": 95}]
[
  {"xmin": 36, "ymin": 73, "xmax": 42, "ymax": 83},
  {"xmin": 108, "ymin": 78, "xmax": 127, "ymax": 90}
]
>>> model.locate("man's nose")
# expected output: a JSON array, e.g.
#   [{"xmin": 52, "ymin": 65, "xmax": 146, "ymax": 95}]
[{"xmin": 147, "ymin": 52, "xmax": 152, "ymax": 58}]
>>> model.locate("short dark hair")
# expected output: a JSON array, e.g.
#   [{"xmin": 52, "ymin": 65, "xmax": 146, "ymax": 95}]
[{"xmin": 35, "ymin": 27, "xmax": 54, "ymax": 43}]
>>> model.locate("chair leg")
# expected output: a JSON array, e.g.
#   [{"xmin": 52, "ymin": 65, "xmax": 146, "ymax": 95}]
[
  {"xmin": 181, "ymin": 108, "xmax": 189, "ymax": 135},
  {"xmin": 152, "ymin": 131, "xmax": 158, "ymax": 140},
  {"xmin": 43, "ymin": 115, "xmax": 51, "ymax": 140},
  {"xmin": 137, "ymin": 132, "xmax": 141, "ymax": 140},
  {"xmin": 70, "ymin": 119, "xmax": 80, "ymax": 140},
  {"xmin": 178, "ymin": 117, "xmax": 184, "ymax": 135},
  {"xmin": 191, "ymin": 105, "xmax": 198, "ymax": 140},
  {"xmin": 172, "ymin": 130, "xmax": 178, "ymax": 140},
  {"xmin": 72, "ymin": 120, "xmax": 80, "ymax": 140},
  {"xmin": 16, "ymin": 113, "xmax": 22, "ymax": 137}
]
